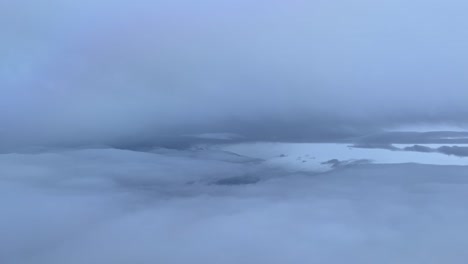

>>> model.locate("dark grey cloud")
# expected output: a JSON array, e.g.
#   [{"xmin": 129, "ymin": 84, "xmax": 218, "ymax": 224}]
[
  {"xmin": 403, "ymin": 145, "xmax": 468, "ymax": 157},
  {"xmin": 405, "ymin": 145, "xmax": 468, "ymax": 157},
  {"xmin": 403, "ymin": 145, "xmax": 434, "ymax": 153},
  {"xmin": 2, "ymin": 0, "xmax": 468, "ymax": 150},
  {"xmin": 351, "ymin": 143, "xmax": 399, "ymax": 151},
  {"xmin": 437, "ymin": 146, "xmax": 468, "ymax": 157},
  {"xmin": 352, "ymin": 142, "xmax": 468, "ymax": 158},
  {"xmin": 321, "ymin": 158, "xmax": 372, "ymax": 168},
  {"xmin": 354, "ymin": 131, "xmax": 468, "ymax": 145}
]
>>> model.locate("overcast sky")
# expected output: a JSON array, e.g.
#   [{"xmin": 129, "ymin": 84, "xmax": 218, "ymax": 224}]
[
  {"xmin": 2, "ymin": 0, "xmax": 468, "ymax": 150},
  {"xmin": 3, "ymin": 2, "xmax": 468, "ymax": 262}
]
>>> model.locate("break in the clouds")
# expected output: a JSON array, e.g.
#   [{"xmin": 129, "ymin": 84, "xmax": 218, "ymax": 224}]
[{"xmin": 2, "ymin": 0, "xmax": 468, "ymax": 150}]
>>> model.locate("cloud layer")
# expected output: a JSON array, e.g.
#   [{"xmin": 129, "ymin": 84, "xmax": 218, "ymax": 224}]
[
  {"xmin": 2, "ymin": 147, "xmax": 468, "ymax": 264},
  {"xmin": 2, "ymin": 0, "xmax": 468, "ymax": 150}
]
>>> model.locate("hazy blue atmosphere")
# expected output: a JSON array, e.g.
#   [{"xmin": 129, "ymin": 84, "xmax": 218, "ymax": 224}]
[{"xmin": 2, "ymin": 1, "xmax": 468, "ymax": 263}]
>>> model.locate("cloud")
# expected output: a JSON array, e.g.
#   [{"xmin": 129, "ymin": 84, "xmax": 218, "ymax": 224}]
[
  {"xmin": 351, "ymin": 143, "xmax": 400, "ymax": 151},
  {"xmin": 437, "ymin": 146, "xmax": 468, "ymax": 157},
  {"xmin": 352, "ymin": 141, "xmax": 468, "ymax": 157},
  {"xmin": 403, "ymin": 144, "xmax": 434, "ymax": 153},
  {"xmin": 2, "ymin": 148, "xmax": 468, "ymax": 263},
  {"xmin": 404, "ymin": 145, "xmax": 468, "ymax": 157},
  {"xmin": 2, "ymin": 0, "xmax": 468, "ymax": 150},
  {"xmin": 402, "ymin": 144, "xmax": 468, "ymax": 157},
  {"xmin": 354, "ymin": 131, "xmax": 468, "ymax": 145}
]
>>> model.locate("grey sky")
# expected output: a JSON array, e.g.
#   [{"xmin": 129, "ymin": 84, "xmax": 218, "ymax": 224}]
[
  {"xmin": 2, "ymin": 0, "xmax": 468, "ymax": 150},
  {"xmin": 3, "ymin": 2, "xmax": 468, "ymax": 261}
]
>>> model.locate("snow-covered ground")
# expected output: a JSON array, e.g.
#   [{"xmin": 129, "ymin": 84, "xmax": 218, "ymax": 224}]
[{"xmin": 1, "ymin": 144, "xmax": 468, "ymax": 264}]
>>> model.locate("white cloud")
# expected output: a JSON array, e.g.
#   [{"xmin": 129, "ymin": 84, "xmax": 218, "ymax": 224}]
[{"xmin": 2, "ymin": 146, "xmax": 468, "ymax": 263}]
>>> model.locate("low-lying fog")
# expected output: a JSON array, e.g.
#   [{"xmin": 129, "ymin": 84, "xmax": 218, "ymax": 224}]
[
  {"xmin": 2, "ymin": 144, "xmax": 468, "ymax": 264},
  {"xmin": 3, "ymin": 0, "xmax": 468, "ymax": 263}
]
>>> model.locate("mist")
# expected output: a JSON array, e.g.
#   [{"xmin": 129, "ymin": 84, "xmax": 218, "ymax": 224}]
[
  {"xmin": 2, "ymin": 147, "xmax": 468, "ymax": 264},
  {"xmin": 2, "ymin": 1, "xmax": 468, "ymax": 263},
  {"xmin": 2, "ymin": 0, "xmax": 468, "ymax": 150}
]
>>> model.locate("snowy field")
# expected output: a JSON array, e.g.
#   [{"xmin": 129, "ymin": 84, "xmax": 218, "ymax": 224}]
[{"xmin": 2, "ymin": 143, "xmax": 468, "ymax": 264}]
